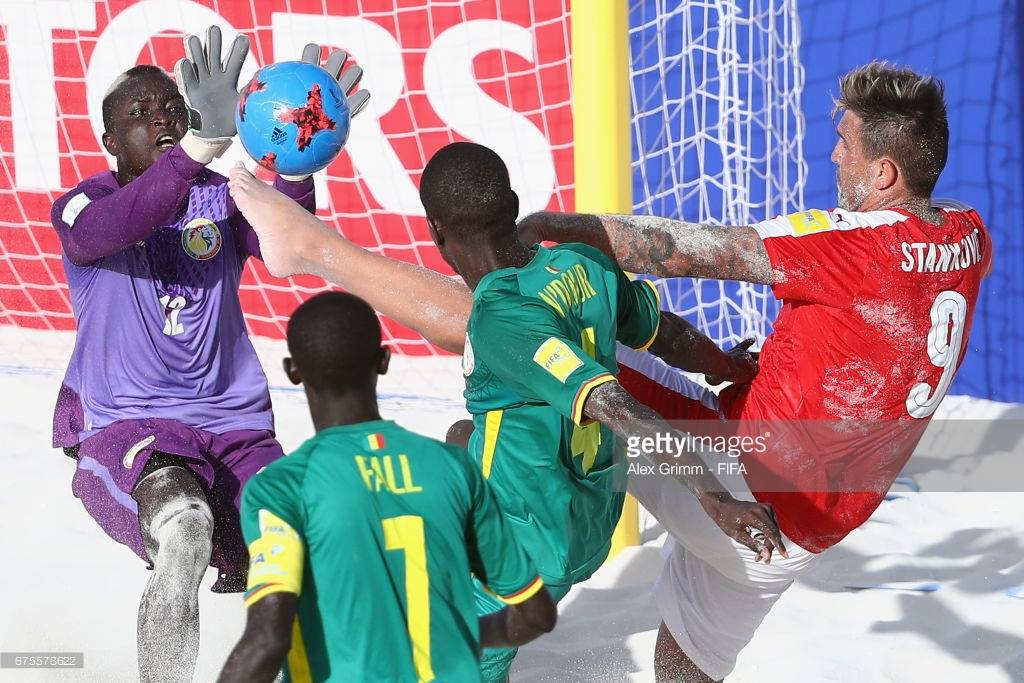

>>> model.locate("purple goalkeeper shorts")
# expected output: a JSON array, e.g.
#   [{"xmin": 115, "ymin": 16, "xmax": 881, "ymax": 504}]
[{"xmin": 71, "ymin": 418, "xmax": 284, "ymax": 582}]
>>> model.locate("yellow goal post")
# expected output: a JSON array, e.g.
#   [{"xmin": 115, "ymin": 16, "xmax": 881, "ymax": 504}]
[{"xmin": 570, "ymin": 1, "xmax": 639, "ymax": 559}]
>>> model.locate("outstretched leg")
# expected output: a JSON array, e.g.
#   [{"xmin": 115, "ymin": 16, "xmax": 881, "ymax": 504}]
[
  {"xmin": 227, "ymin": 163, "xmax": 472, "ymax": 353},
  {"xmin": 133, "ymin": 457, "xmax": 214, "ymax": 683},
  {"xmin": 228, "ymin": 163, "xmax": 335, "ymax": 279}
]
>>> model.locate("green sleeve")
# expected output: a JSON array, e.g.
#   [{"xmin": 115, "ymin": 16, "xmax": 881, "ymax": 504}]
[
  {"xmin": 615, "ymin": 274, "xmax": 661, "ymax": 350},
  {"xmin": 457, "ymin": 446, "xmax": 545, "ymax": 603},
  {"xmin": 554, "ymin": 243, "xmax": 661, "ymax": 350},
  {"xmin": 473, "ymin": 295, "xmax": 617, "ymax": 424},
  {"xmin": 240, "ymin": 459, "xmax": 307, "ymax": 604},
  {"xmin": 240, "ymin": 461, "xmax": 306, "ymax": 545}
]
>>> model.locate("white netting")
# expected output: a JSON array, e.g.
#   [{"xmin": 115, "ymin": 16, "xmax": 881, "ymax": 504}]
[
  {"xmin": 629, "ymin": 0, "xmax": 806, "ymax": 345},
  {"xmin": 0, "ymin": 0, "xmax": 574, "ymax": 355},
  {"xmin": 0, "ymin": 0, "xmax": 805, "ymax": 358}
]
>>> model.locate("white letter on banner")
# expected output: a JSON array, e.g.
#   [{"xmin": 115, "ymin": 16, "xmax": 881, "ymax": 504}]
[
  {"xmin": 272, "ymin": 12, "xmax": 419, "ymax": 214},
  {"xmin": 86, "ymin": 0, "xmax": 256, "ymax": 175},
  {"xmin": 0, "ymin": 0, "xmax": 96, "ymax": 189},
  {"xmin": 424, "ymin": 20, "xmax": 555, "ymax": 217}
]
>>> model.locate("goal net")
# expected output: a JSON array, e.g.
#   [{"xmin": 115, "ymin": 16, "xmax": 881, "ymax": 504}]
[
  {"xmin": 0, "ymin": 0, "xmax": 575, "ymax": 357},
  {"xmin": 630, "ymin": 0, "xmax": 805, "ymax": 346},
  {"xmin": 0, "ymin": 0, "xmax": 801, "ymax": 358}
]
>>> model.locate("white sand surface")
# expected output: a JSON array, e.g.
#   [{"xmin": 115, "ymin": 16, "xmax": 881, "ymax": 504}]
[{"xmin": 2, "ymin": 328, "xmax": 1021, "ymax": 682}]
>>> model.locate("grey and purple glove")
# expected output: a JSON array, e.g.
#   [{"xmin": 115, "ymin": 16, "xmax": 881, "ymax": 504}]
[
  {"xmin": 173, "ymin": 25, "xmax": 250, "ymax": 164},
  {"xmin": 278, "ymin": 43, "xmax": 371, "ymax": 180}
]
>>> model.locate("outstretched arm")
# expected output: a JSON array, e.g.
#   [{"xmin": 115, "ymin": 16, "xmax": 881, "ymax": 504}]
[
  {"xmin": 52, "ymin": 147, "xmax": 209, "ymax": 267},
  {"xmin": 228, "ymin": 163, "xmax": 471, "ymax": 353},
  {"xmin": 583, "ymin": 381, "xmax": 786, "ymax": 563},
  {"xmin": 649, "ymin": 312, "xmax": 758, "ymax": 385},
  {"xmin": 518, "ymin": 211, "xmax": 774, "ymax": 283}
]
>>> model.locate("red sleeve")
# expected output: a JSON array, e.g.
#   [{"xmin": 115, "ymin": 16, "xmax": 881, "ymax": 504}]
[{"xmin": 752, "ymin": 208, "xmax": 902, "ymax": 307}]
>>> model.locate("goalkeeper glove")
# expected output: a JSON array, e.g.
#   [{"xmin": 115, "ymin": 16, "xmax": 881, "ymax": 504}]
[
  {"xmin": 174, "ymin": 25, "xmax": 250, "ymax": 165},
  {"xmin": 279, "ymin": 43, "xmax": 372, "ymax": 181}
]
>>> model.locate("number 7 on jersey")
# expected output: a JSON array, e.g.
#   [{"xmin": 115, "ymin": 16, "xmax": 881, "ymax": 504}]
[{"xmin": 383, "ymin": 515, "xmax": 435, "ymax": 682}]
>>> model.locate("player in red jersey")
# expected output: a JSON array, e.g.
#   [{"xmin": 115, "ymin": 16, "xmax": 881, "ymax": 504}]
[
  {"xmin": 518, "ymin": 61, "xmax": 992, "ymax": 681},
  {"xmin": 221, "ymin": 58, "xmax": 985, "ymax": 682}
]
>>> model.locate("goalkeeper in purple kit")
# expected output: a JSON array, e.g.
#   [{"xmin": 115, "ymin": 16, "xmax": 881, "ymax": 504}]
[{"xmin": 48, "ymin": 26, "xmax": 369, "ymax": 682}]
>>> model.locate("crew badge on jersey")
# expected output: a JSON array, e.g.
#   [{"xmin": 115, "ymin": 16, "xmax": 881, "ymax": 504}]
[{"xmin": 181, "ymin": 218, "xmax": 222, "ymax": 261}]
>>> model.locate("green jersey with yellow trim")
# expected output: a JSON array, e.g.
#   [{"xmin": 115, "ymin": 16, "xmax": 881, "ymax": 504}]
[
  {"xmin": 240, "ymin": 420, "xmax": 544, "ymax": 683},
  {"xmin": 462, "ymin": 243, "xmax": 660, "ymax": 587}
]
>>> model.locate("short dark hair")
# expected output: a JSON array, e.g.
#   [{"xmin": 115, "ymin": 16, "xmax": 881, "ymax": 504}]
[
  {"xmin": 102, "ymin": 65, "xmax": 175, "ymax": 132},
  {"xmin": 419, "ymin": 142, "xmax": 517, "ymax": 237},
  {"xmin": 833, "ymin": 61, "xmax": 948, "ymax": 197},
  {"xmin": 287, "ymin": 291, "xmax": 382, "ymax": 392}
]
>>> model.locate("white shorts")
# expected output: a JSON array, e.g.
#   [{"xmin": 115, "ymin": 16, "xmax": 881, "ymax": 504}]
[{"xmin": 620, "ymin": 348, "xmax": 818, "ymax": 680}]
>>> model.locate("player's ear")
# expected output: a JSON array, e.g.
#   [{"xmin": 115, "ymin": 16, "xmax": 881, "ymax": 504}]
[
  {"xmin": 101, "ymin": 131, "xmax": 119, "ymax": 157},
  {"xmin": 377, "ymin": 346, "xmax": 391, "ymax": 376},
  {"xmin": 875, "ymin": 156, "xmax": 899, "ymax": 191},
  {"xmin": 426, "ymin": 216, "xmax": 443, "ymax": 247},
  {"xmin": 283, "ymin": 357, "xmax": 303, "ymax": 385}
]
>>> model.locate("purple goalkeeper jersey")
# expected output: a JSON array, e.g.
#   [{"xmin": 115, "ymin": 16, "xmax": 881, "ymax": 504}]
[{"xmin": 50, "ymin": 145, "xmax": 315, "ymax": 447}]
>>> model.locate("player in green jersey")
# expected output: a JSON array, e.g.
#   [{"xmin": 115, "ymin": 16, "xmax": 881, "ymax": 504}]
[
  {"xmin": 228, "ymin": 145, "xmax": 786, "ymax": 680},
  {"xmin": 416, "ymin": 142, "xmax": 784, "ymax": 680},
  {"xmin": 217, "ymin": 292, "xmax": 556, "ymax": 683}
]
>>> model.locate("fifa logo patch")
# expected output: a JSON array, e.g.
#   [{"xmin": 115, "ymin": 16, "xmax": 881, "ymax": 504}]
[
  {"xmin": 533, "ymin": 337, "xmax": 583, "ymax": 383},
  {"xmin": 181, "ymin": 218, "xmax": 223, "ymax": 261},
  {"xmin": 786, "ymin": 209, "xmax": 833, "ymax": 236}
]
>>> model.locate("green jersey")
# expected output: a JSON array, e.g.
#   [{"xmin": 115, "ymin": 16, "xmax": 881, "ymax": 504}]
[
  {"xmin": 240, "ymin": 420, "xmax": 544, "ymax": 683},
  {"xmin": 462, "ymin": 243, "xmax": 660, "ymax": 587}
]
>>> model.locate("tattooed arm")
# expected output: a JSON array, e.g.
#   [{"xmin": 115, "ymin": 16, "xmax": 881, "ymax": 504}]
[
  {"xmin": 649, "ymin": 312, "xmax": 758, "ymax": 385},
  {"xmin": 517, "ymin": 211, "xmax": 774, "ymax": 284},
  {"xmin": 582, "ymin": 381, "xmax": 785, "ymax": 563}
]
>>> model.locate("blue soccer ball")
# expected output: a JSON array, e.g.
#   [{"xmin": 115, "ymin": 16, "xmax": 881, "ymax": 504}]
[{"xmin": 235, "ymin": 61, "xmax": 351, "ymax": 176}]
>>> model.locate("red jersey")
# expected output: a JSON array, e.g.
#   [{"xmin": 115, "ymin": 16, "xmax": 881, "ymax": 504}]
[{"xmin": 721, "ymin": 202, "xmax": 991, "ymax": 552}]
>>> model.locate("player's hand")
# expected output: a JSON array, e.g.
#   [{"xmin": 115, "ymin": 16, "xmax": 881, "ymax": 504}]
[
  {"xmin": 705, "ymin": 338, "xmax": 759, "ymax": 386},
  {"xmin": 697, "ymin": 491, "xmax": 788, "ymax": 563},
  {"xmin": 299, "ymin": 44, "xmax": 371, "ymax": 118},
  {"xmin": 175, "ymin": 25, "xmax": 250, "ymax": 140}
]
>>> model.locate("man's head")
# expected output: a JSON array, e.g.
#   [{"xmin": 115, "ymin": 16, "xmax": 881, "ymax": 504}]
[
  {"xmin": 284, "ymin": 292, "xmax": 390, "ymax": 397},
  {"xmin": 419, "ymin": 142, "xmax": 519, "ymax": 275},
  {"xmin": 831, "ymin": 61, "xmax": 948, "ymax": 211},
  {"xmin": 101, "ymin": 65, "xmax": 189, "ymax": 183}
]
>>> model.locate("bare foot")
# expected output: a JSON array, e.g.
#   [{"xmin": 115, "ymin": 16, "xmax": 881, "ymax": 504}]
[{"xmin": 227, "ymin": 163, "xmax": 333, "ymax": 278}]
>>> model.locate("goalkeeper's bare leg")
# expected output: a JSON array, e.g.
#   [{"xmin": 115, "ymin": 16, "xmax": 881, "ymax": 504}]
[
  {"xmin": 133, "ymin": 457, "xmax": 214, "ymax": 683},
  {"xmin": 227, "ymin": 163, "xmax": 471, "ymax": 353}
]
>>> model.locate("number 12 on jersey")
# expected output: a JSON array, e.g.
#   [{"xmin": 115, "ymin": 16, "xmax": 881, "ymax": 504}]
[
  {"xmin": 159, "ymin": 294, "xmax": 186, "ymax": 336},
  {"xmin": 383, "ymin": 515, "xmax": 435, "ymax": 682}
]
